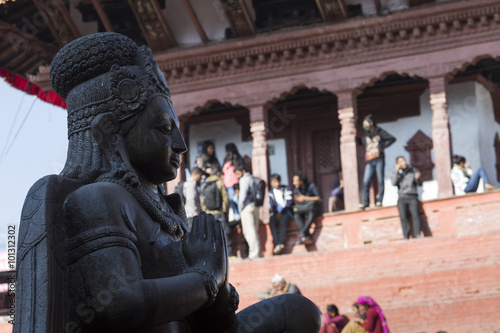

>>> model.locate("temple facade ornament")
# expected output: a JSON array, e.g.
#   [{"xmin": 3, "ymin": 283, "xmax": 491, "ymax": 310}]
[
  {"xmin": 405, "ymin": 130, "xmax": 434, "ymax": 182},
  {"xmin": 154, "ymin": 0, "xmax": 500, "ymax": 90}
]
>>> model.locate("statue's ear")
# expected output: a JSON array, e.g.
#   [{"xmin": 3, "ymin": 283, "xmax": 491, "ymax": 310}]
[{"xmin": 91, "ymin": 113, "xmax": 139, "ymax": 187}]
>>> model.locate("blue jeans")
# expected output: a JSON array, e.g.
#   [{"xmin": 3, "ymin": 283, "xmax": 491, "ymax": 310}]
[
  {"xmin": 363, "ymin": 158, "xmax": 385, "ymax": 206},
  {"xmin": 464, "ymin": 166, "xmax": 490, "ymax": 193},
  {"xmin": 227, "ymin": 186, "xmax": 240, "ymax": 221}
]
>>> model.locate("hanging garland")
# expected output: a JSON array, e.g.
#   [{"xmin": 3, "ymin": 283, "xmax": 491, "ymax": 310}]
[{"xmin": 0, "ymin": 67, "xmax": 66, "ymax": 109}]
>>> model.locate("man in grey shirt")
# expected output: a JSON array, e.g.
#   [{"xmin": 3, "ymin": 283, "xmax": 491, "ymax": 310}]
[
  {"xmin": 235, "ymin": 165, "xmax": 261, "ymax": 260},
  {"xmin": 391, "ymin": 156, "xmax": 422, "ymax": 239},
  {"xmin": 184, "ymin": 167, "xmax": 203, "ymax": 229}
]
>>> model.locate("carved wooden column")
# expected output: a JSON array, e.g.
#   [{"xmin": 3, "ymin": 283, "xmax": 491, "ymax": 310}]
[
  {"xmin": 249, "ymin": 105, "xmax": 270, "ymax": 223},
  {"xmin": 429, "ymin": 76, "xmax": 454, "ymax": 197},
  {"xmin": 336, "ymin": 90, "xmax": 360, "ymax": 211}
]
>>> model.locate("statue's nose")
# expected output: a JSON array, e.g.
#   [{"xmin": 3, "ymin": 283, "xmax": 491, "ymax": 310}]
[{"xmin": 172, "ymin": 125, "xmax": 187, "ymax": 154}]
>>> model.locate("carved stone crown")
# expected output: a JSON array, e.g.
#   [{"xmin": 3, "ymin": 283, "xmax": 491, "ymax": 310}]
[{"xmin": 49, "ymin": 32, "xmax": 172, "ymax": 137}]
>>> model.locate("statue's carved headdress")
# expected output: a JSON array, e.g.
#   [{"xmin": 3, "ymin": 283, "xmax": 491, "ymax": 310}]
[{"xmin": 50, "ymin": 32, "xmax": 172, "ymax": 138}]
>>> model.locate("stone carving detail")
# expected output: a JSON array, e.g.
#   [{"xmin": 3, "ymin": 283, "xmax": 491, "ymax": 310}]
[
  {"xmin": 158, "ymin": 1, "xmax": 500, "ymax": 86},
  {"xmin": 405, "ymin": 130, "xmax": 434, "ymax": 181}
]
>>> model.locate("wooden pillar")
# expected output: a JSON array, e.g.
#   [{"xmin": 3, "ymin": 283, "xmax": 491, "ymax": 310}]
[
  {"xmin": 429, "ymin": 76, "xmax": 454, "ymax": 197},
  {"xmin": 336, "ymin": 90, "xmax": 360, "ymax": 211},
  {"xmin": 249, "ymin": 105, "xmax": 270, "ymax": 223}
]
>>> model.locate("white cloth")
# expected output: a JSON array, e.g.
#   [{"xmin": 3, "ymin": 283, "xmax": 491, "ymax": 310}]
[
  {"xmin": 450, "ymin": 165, "xmax": 472, "ymax": 195},
  {"xmin": 273, "ymin": 188, "xmax": 286, "ymax": 211}
]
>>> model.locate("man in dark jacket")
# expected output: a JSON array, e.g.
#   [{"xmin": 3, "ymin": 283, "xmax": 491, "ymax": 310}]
[
  {"xmin": 358, "ymin": 114, "xmax": 396, "ymax": 209},
  {"xmin": 268, "ymin": 174, "xmax": 294, "ymax": 255},
  {"xmin": 292, "ymin": 171, "xmax": 322, "ymax": 245},
  {"xmin": 392, "ymin": 156, "xmax": 422, "ymax": 239}
]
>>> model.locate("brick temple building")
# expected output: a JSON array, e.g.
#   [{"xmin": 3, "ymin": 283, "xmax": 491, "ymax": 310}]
[{"xmin": 1, "ymin": 0, "xmax": 500, "ymax": 332}]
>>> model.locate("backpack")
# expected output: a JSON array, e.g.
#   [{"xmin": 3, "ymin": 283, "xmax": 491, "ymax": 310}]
[
  {"xmin": 202, "ymin": 180, "xmax": 222, "ymax": 210},
  {"xmin": 175, "ymin": 181, "xmax": 186, "ymax": 204},
  {"xmin": 250, "ymin": 176, "xmax": 266, "ymax": 206}
]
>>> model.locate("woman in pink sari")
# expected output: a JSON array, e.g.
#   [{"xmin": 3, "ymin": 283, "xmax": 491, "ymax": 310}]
[{"xmin": 341, "ymin": 297, "xmax": 389, "ymax": 333}]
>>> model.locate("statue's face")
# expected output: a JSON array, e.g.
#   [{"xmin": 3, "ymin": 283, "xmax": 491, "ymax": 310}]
[{"xmin": 125, "ymin": 95, "xmax": 187, "ymax": 184}]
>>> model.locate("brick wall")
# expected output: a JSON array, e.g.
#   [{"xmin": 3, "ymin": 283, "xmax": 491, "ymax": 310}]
[{"xmin": 228, "ymin": 191, "xmax": 500, "ymax": 333}]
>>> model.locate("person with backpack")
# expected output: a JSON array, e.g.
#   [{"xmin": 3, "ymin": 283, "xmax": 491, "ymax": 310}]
[
  {"xmin": 200, "ymin": 167, "xmax": 234, "ymax": 257},
  {"xmin": 292, "ymin": 170, "xmax": 322, "ymax": 245},
  {"xmin": 183, "ymin": 167, "xmax": 203, "ymax": 229},
  {"xmin": 235, "ymin": 165, "xmax": 262, "ymax": 260},
  {"xmin": 268, "ymin": 173, "xmax": 294, "ymax": 255}
]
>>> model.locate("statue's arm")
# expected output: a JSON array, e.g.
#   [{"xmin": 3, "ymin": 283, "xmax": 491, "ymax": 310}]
[{"xmin": 63, "ymin": 184, "xmax": 216, "ymax": 332}]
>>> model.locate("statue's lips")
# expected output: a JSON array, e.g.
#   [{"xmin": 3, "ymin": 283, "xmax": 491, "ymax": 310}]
[{"xmin": 170, "ymin": 157, "xmax": 180, "ymax": 168}]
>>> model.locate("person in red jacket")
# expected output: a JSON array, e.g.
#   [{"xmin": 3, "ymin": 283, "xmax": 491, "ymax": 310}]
[
  {"xmin": 351, "ymin": 296, "xmax": 389, "ymax": 333},
  {"xmin": 320, "ymin": 304, "xmax": 349, "ymax": 333}
]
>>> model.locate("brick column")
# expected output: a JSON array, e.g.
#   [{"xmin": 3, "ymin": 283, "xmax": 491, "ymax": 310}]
[
  {"xmin": 249, "ymin": 105, "xmax": 270, "ymax": 223},
  {"xmin": 336, "ymin": 90, "xmax": 360, "ymax": 211},
  {"xmin": 429, "ymin": 76, "xmax": 454, "ymax": 197}
]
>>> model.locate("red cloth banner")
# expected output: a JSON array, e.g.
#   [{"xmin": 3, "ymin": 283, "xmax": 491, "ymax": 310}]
[{"xmin": 0, "ymin": 67, "xmax": 66, "ymax": 109}]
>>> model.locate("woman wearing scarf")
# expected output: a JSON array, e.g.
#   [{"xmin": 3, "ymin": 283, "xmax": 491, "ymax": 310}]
[{"xmin": 344, "ymin": 296, "xmax": 389, "ymax": 333}]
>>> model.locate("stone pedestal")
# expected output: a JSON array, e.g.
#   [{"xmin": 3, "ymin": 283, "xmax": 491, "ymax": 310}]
[
  {"xmin": 337, "ymin": 90, "xmax": 360, "ymax": 211},
  {"xmin": 429, "ymin": 76, "xmax": 453, "ymax": 197}
]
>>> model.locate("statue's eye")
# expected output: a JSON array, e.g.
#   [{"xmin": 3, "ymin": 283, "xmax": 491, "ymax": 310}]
[{"xmin": 159, "ymin": 124, "xmax": 172, "ymax": 134}]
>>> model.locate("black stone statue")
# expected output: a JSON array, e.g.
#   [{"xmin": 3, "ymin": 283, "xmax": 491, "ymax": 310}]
[{"xmin": 15, "ymin": 32, "xmax": 321, "ymax": 333}]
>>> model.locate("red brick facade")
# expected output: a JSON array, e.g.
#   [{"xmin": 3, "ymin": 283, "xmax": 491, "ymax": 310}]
[{"xmin": 228, "ymin": 191, "xmax": 500, "ymax": 333}]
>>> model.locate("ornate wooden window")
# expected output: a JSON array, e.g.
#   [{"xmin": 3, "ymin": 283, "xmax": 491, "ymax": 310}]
[{"xmin": 405, "ymin": 130, "xmax": 434, "ymax": 181}]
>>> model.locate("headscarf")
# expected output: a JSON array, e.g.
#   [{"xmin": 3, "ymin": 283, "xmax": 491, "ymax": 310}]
[{"xmin": 357, "ymin": 296, "xmax": 389, "ymax": 333}]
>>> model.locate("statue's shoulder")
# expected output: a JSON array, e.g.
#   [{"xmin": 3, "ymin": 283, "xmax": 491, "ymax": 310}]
[{"xmin": 63, "ymin": 181, "xmax": 141, "ymax": 238}]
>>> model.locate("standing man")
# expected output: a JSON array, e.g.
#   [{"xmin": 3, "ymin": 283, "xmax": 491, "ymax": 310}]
[
  {"xmin": 235, "ymin": 165, "xmax": 261, "ymax": 260},
  {"xmin": 358, "ymin": 114, "xmax": 396, "ymax": 209},
  {"xmin": 392, "ymin": 156, "xmax": 422, "ymax": 239},
  {"xmin": 200, "ymin": 166, "xmax": 234, "ymax": 258},
  {"xmin": 292, "ymin": 171, "xmax": 322, "ymax": 245},
  {"xmin": 183, "ymin": 167, "xmax": 203, "ymax": 229}
]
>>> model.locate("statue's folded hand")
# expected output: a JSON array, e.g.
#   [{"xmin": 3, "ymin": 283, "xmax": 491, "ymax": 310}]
[{"xmin": 182, "ymin": 212, "xmax": 228, "ymax": 289}]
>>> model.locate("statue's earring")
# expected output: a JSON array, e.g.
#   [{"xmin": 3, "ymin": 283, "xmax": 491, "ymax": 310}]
[{"xmin": 91, "ymin": 112, "xmax": 139, "ymax": 187}]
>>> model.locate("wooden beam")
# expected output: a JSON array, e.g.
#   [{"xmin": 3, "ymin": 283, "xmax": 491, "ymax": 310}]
[
  {"xmin": 182, "ymin": 0, "xmax": 208, "ymax": 43},
  {"xmin": 373, "ymin": 0, "xmax": 382, "ymax": 12},
  {"xmin": 90, "ymin": 0, "xmax": 114, "ymax": 32},
  {"xmin": 181, "ymin": 0, "xmax": 209, "ymax": 43},
  {"xmin": 238, "ymin": 0, "xmax": 256, "ymax": 35}
]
